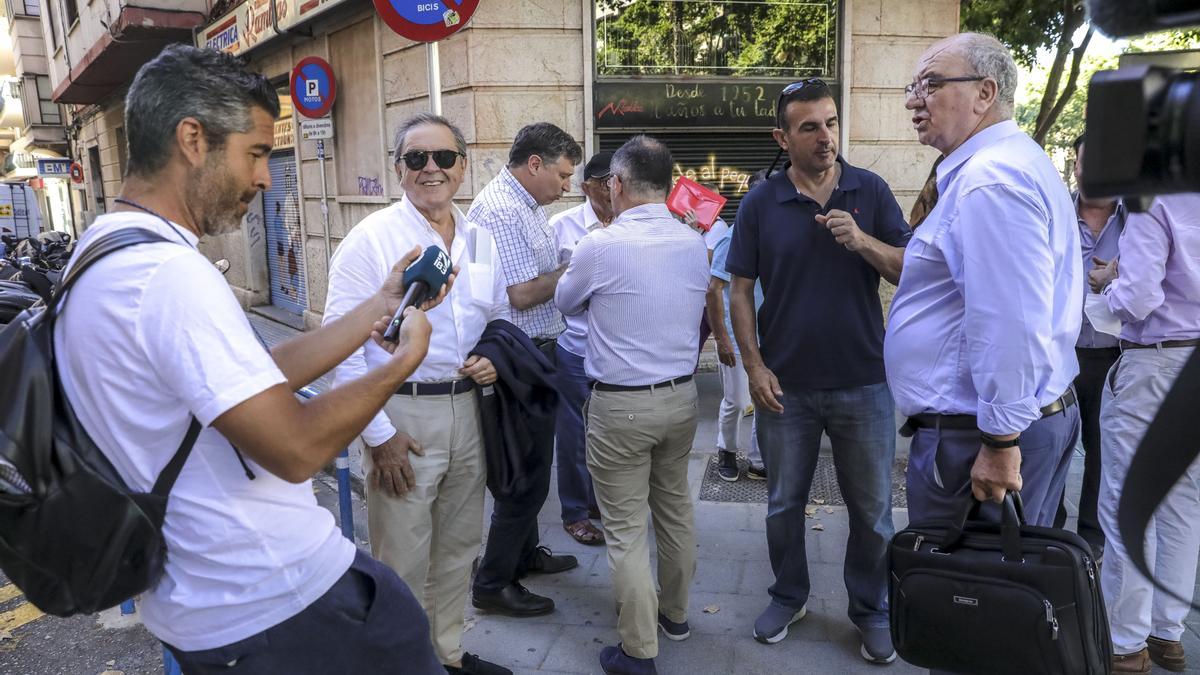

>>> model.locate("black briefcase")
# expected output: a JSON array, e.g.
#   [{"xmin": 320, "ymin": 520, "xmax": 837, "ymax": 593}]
[{"xmin": 889, "ymin": 493, "xmax": 1111, "ymax": 674}]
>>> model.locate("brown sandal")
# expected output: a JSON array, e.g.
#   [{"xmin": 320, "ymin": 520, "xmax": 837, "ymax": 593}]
[{"xmin": 564, "ymin": 519, "xmax": 605, "ymax": 546}]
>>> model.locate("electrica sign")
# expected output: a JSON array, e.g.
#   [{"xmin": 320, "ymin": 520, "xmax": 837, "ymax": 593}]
[
  {"xmin": 372, "ymin": 0, "xmax": 480, "ymax": 42},
  {"xmin": 290, "ymin": 56, "xmax": 337, "ymax": 119}
]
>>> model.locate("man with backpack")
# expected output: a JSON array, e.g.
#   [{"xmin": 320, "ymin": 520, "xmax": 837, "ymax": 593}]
[{"xmin": 50, "ymin": 46, "xmax": 445, "ymax": 673}]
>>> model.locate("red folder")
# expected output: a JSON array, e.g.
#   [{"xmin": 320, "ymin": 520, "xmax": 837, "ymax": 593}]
[{"xmin": 666, "ymin": 177, "xmax": 727, "ymax": 232}]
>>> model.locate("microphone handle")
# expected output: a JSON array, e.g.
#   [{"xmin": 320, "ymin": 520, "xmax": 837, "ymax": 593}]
[{"xmin": 382, "ymin": 281, "xmax": 429, "ymax": 342}]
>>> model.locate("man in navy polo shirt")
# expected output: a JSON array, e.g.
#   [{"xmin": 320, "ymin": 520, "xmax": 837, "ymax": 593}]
[{"xmin": 726, "ymin": 79, "xmax": 910, "ymax": 664}]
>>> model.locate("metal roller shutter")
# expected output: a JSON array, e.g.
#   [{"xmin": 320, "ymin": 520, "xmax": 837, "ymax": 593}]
[
  {"xmin": 598, "ymin": 131, "xmax": 781, "ymax": 222},
  {"xmin": 264, "ymin": 151, "xmax": 307, "ymax": 314}
]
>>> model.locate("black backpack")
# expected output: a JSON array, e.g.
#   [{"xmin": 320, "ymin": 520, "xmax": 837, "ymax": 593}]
[{"xmin": 0, "ymin": 227, "xmax": 200, "ymax": 617}]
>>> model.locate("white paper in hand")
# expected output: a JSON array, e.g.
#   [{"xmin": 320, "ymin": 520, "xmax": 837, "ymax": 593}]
[{"xmin": 1085, "ymin": 293, "xmax": 1122, "ymax": 337}]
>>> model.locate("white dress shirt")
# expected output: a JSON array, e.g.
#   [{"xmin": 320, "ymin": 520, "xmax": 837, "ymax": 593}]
[
  {"xmin": 551, "ymin": 198, "xmax": 605, "ymax": 357},
  {"xmin": 555, "ymin": 202, "xmax": 709, "ymax": 385},
  {"xmin": 324, "ymin": 196, "xmax": 509, "ymax": 447}
]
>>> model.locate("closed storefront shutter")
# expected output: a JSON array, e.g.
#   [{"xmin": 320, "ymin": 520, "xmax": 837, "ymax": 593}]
[
  {"xmin": 264, "ymin": 151, "xmax": 307, "ymax": 314},
  {"xmin": 597, "ymin": 131, "xmax": 781, "ymax": 222}
]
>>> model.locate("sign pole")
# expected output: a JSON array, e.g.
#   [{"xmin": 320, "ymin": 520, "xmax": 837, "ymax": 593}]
[
  {"xmin": 291, "ymin": 56, "xmax": 338, "ymax": 265},
  {"xmin": 427, "ymin": 41, "xmax": 442, "ymax": 115},
  {"xmin": 374, "ymin": 0, "xmax": 479, "ymax": 114},
  {"xmin": 317, "ymin": 139, "xmax": 332, "ymax": 264}
]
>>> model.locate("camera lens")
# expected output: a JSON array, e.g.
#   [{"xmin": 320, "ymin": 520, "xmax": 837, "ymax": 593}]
[{"xmin": 1159, "ymin": 71, "xmax": 1200, "ymax": 193}]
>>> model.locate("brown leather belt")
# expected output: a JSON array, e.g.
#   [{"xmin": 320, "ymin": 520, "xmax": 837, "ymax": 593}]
[
  {"xmin": 899, "ymin": 388, "xmax": 1077, "ymax": 436},
  {"xmin": 592, "ymin": 375, "xmax": 693, "ymax": 393},
  {"xmin": 396, "ymin": 379, "xmax": 476, "ymax": 396},
  {"xmin": 1119, "ymin": 338, "xmax": 1200, "ymax": 350}
]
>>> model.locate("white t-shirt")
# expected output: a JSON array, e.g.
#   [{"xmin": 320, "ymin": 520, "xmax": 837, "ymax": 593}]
[
  {"xmin": 53, "ymin": 212, "xmax": 355, "ymax": 651},
  {"xmin": 324, "ymin": 196, "xmax": 509, "ymax": 447}
]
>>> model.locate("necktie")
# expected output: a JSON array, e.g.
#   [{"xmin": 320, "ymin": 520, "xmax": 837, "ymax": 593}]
[{"xmin": 909, "ymin": 158, "xmax": 942, "ymax": 228}]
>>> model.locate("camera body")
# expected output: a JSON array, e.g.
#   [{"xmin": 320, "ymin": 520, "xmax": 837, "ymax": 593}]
[{"xmin": 1082, "ymin": 0, "xmax": 1200, "ymax": 199}]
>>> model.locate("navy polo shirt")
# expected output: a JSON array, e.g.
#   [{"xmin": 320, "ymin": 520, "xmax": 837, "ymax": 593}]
[{"xmin": 725, "ymin": 158, "xmax": 911, "ymax": 389}]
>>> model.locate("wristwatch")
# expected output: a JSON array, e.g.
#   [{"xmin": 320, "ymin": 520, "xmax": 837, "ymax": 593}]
[{"xmin": 981, "ymin": 432, "xmax": 1020, "ymax": 449}]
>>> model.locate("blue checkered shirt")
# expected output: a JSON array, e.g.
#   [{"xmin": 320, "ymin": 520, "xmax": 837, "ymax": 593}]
[{"xmin": 467, "ymin": 166, "xmax": 565, "ymax": 339}]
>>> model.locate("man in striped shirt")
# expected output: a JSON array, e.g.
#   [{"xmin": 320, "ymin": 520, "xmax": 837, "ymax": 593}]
[
  {"xmin": 467, "ymin": 122, "xmax": 583, "ymax": 617},
  {"xmin": 556, "ymin": 135, "xmax": 710, "ymax": 675}
]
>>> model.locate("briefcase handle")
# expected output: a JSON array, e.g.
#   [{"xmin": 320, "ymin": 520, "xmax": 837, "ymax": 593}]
[{"xmin": 940, "ymin": 491, "xmax": 1027, "ymax": 563}]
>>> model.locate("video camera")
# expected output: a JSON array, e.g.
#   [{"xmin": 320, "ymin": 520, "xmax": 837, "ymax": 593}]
[
  {"xmin": 1081, "ymin": 0, "xmax": 1200, "ymax": 199},
  {"xmin": 1082, "ymin": 0, "xmax": 1200, "ymax": 613}
]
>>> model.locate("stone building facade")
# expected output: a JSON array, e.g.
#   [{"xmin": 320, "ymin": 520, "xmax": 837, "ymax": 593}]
[{"xmin": 51, "ymin": 0, "xmax": 958, "ymax": 330}]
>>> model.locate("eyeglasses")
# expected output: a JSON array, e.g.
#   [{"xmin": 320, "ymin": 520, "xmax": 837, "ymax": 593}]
[
  {"xmin": 904, "ymin": 75, "xmax": 986, "ymax": 101},
  {"xmin": 400, "ymin": 149, "xmax": 464, "ymax": 171}
]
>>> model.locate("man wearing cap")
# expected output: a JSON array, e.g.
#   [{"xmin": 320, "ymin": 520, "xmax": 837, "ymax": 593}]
[{"xmin": 549, "ymin": 152, "xmax": 614, "ymax": 547}]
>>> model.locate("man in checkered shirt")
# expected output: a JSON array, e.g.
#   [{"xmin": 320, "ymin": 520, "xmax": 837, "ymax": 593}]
[{"xmin": 467, "ymin": 122, "xmax": 584, "ymax": 617}]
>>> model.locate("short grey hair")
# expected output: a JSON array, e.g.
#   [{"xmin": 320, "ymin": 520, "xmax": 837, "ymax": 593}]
[
  {"xmin": 392, "ymin": 113, "xmax": 467, "ymax": 163},
  {"xmin": 125, "ymin": 45, "xmax": 279, "ymax": 177},
  {"xmin": 953, "ymin": 32, "xmax": 1018, "ymax": 117},
  {"xmin": 611, "ymin": 135, "xmax": 673, "ymax": 199}
]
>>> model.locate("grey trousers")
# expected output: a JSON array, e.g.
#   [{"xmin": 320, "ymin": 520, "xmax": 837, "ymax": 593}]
[{"xmin": 1099, "ymin": 346, "xmax": 1200, "ymax": 654}]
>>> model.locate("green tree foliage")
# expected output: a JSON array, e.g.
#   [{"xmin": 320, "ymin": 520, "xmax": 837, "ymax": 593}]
[
  {"xmin": 595, "ymin": 0, "xmax": 838, "ymax": 78},
  {"xmin": 961, "ymin": 0, "xmax": 1092, "ymax": 146},
  {"xmin": 1016, "ymin": 30, "xmax": 1200, "ymax": 170}
]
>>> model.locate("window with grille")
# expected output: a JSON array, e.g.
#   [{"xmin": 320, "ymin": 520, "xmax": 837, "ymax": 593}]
[{"xmin": 595, "ymin": 0, "xmax": 839, "ymax": 78}]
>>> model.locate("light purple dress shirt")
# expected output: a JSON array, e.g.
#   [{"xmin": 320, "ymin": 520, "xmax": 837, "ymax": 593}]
[
  {"xmin": 1076, "ymin": 195, "xmax": 1125, "ymax": 349},
  {"xmin": 885, "ymin": 120, "xmax": 1082, "ymax": 435},
  {"xmin": 1105, "ymin": 194, "xmax": 1200, "ymax": 344},
  {"xmin": 554, "ymin": 202, "xmax": 709, "ymax": 385}
]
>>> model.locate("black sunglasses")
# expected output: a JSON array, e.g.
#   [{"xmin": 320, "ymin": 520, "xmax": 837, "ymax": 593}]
[
  {"xmin": 400, "ymin": 149, "xmax": 464, "ymax": 171},
  {"xmin": 768, "ymin": 78, "xmax": 831, "ymax": 175}
]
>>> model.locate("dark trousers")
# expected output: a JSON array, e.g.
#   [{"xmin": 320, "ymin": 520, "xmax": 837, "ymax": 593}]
[
  {"xmin": 554, "ymin": 344, "xmax": 597, "ymax": 524},
  {"xmin": 1054, "ymin": 347, "xmax": 1118, "ymax": 554},
  {"xmin": 473, "ymin": 339, "xmax": 557, "ymax": 593},
  {"xmin": 165, "ymin": 550, "xmax": 442, "ymax": 675},
  {"xmin": 907, "ymin": 404, "xmax": 1080, "ymax": 528}
]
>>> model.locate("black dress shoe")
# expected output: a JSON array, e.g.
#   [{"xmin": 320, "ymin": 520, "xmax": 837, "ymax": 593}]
[
  {"xmin": 472, "ymin": 582, "xmax": 555, "ymax": 617},
  {"xmin": 445, "ymin": 652, "xmax": 512, "ymax": 675},
  {"xmin": 523, "ymin": 545, "xmax": 578, "ymax": 575}
]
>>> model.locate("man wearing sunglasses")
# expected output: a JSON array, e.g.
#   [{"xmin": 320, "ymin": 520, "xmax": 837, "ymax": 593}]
[
  {"xmin": 324, "ymin": 113, "xmax": 512, "ymax": 675},
  {"xmin": 467, "ymin": 122, "xmax": 584, "ymax": 617},
  {"xmin": 725, "ymin": 77, "xmax": 910, "ymax": 664},
  {"xmin": 886, "ymin": 31, "xmax": 1081, "ymax": 545}
]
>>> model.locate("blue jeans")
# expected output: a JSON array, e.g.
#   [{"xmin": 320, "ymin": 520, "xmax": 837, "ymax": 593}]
[
  {"xmin": 554, "ymin": 345, "xmax": 596, "ymax": 523},
  {"xmin": 755, "ymin": 382, "xmax": 896, "ymax": 629}
]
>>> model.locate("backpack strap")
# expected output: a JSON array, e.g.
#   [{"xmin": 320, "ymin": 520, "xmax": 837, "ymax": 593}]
[
  {"xmin": 53, "ymin": 228, "xmax": 171, "ymax": 310},
  {"xmin": 151, "ymin": 417, "xmax": 202, "ymax": 497},
  {"xmin": 51, "ymin": 227, "xmax": 200, "ymax": 496}
]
